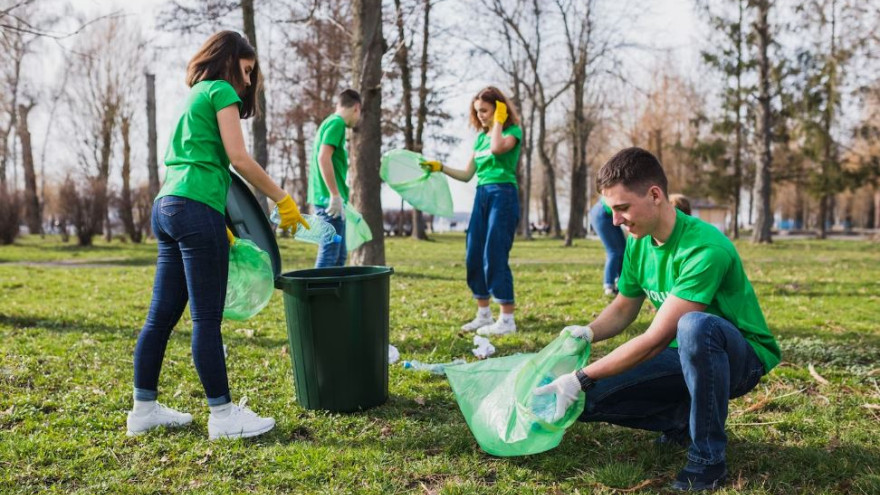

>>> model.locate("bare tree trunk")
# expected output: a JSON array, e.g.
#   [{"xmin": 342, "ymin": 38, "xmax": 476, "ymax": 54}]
[
  {"xmin": 0, "ymin": 54, "xmax": 23, "ymax": 191},
  {"xmin": 349, "ymin": 0, "xmax": 386, "ymax": 265},
  {"xmin": 752, "ymin": 0, "xmax": 773, "ymax": 243},
  {"xmin": 294, "ymin": 118, "xmax": 308, "ymax": 205},
  {"xmin": 146, "ymin": 72, "xmax": 159, "ymax": 200},
  {"xmin": 537, "ymin": 109, "xmax": 561, "ymax": 238},
  {"xmin": 731, "ymin": 0, "xmax": 744, "ymax": 239},
  {"xmin": 119, "ymin": 115, "xmax": 141, "ymax": 243},
  {"xmin": 522, "ymin": 102, "xmax": 536, "ymax": 239},
  {"xmin": 874, "ymin": 189, "xmax": 880, "ymax": 230},
  {"xmin": 100, "ymin": 100, "xmax": 116, "ymax": 243},
  {"xmin": 17, "ymin": 102, "xmax": 40, "ymax": 234},
  {"xmin": 242, "ymin": 0, "xmax": 269, "ymax": 212}
]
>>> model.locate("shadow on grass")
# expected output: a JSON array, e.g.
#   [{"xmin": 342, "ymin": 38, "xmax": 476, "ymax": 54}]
[{"xmin": 0, "ymin": 312, "xmax": 129, "ymax": 334}]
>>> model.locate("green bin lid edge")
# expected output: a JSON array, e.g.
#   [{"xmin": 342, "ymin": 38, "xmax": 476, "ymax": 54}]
[
  {"xmin": 225, "ymin": 172, "xmax": 282, "ymax": 278},
  {"xmin": 275, "ymin": 266, "xmax": 393, "ymax": 290}
]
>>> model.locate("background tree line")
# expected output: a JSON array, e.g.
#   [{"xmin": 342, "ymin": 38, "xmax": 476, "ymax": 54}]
[{"xmin": 0, "ymin": 0, "xmax": 878, "ymax": 261}]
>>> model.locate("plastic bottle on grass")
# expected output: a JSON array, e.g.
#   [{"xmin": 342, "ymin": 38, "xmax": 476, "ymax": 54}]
[
  {"xmin": 270, "ymin": 207, "xmax": 341, "ymax": 245},
  {"xmin": 402, "ymin": 358, "xmax": 466, "ymax": 375}
]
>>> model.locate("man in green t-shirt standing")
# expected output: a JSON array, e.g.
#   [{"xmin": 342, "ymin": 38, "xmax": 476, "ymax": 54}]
[
  {"xmin": 534, "ymin": 148, "xmax": 781, "ymax": 491},
  {"xmin": 307, "ymin": 89, "xmax": 362, "ymax": 267}
]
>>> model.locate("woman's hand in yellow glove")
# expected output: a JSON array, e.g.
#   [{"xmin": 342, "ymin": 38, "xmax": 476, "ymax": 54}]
[
  {"xmin": 226, "ymin": 227, "xmax": 236, "ymax": 246},
  {"xmin": 276, "ymin": 194, "xmax": 310, "ymax": 232},
  {"xmin": 493, "ymin": 101, "xmax": 508, "ymax": 125},
  {"xmin": 420, "ymin": 159, "xmax": 443, "ymax": 173}
]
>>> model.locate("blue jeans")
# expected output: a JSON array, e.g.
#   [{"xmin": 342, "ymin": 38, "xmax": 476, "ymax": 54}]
[
  {"xmin": 466, "ymin": 183, "xmax": 519, "ymax": 304},
  {"xmin": 579, "ymin": 312, "xmax": 766, "ymax": 466},
  {"xmin": 589, "ymin": 201, "xmax": 625, "ymax": 289},
  {"xmin": 314, "ymin": 207, "xmax": 347, "ymax": 268},
  {"xmin": 133, "ymin": 196, "xmax": 231, "ymax": 406}
]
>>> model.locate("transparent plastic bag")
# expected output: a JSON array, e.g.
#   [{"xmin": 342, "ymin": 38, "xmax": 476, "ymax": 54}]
[
  {"xmin": 444, "ymin": 329, "xmax": 591, "ymax": 457},
  {"xmin": 343, "ymin": 202, "xmax": 372, "ymax": 251},
  {"xmin": 380, "ymin": 149, "xmax": 454, "ymax": 218},
  {"xmin": 223, "ymin": 238, "xmax": 275, "ymax": 321}
]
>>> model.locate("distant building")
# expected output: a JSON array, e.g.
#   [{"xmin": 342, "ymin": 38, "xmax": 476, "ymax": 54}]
[{"xmin": 690, "ymin": 200, "xmax": 730, "ymax": 233}]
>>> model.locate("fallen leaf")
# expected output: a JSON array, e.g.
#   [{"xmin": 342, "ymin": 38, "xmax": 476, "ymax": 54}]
[{"xmin": 414, "ymin": 397, "xmax": 426, "ymax": 405}]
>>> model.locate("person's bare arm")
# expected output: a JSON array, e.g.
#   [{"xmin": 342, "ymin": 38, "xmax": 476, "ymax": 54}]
[
  {"xmin": 584, "ymin": 295, "xmax": 707, "ymax": 380},
  {"xmin": 217, "ymin": 105, "xmax": 285, "ymax": 202}
]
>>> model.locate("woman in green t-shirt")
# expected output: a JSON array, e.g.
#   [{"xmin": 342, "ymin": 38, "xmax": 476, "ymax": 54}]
[
  {"xmin": 422, "ymin": 87, "xmax": 523, "ymax": 336},
  {"xmin": 128, "ymin": 31, "xmax": 309, "ymax": 441}
]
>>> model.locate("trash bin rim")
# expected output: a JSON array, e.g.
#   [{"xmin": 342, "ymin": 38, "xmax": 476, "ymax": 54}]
[{"xmin": 274, "ymin": 265, "xmax": 393, "ymax": 290}]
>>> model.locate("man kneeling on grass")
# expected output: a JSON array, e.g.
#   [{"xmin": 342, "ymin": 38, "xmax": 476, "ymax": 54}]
[{"xmin": 535, "ymin": 147, "xmax": 781, "ymax": 491}]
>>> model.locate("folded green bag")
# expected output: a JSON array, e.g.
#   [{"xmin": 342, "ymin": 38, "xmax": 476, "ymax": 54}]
[
  {"xmin": 223, "ymin": 238, "xmax": 274, "ymax": 321},
  {"xmin": 445, "ymin": 329, "xmax": 591, "ymax": 457}
]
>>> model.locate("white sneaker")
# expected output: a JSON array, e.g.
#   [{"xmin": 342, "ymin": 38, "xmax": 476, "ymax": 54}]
[
  {"xmin": 208, "ymin": 397, "xmax": 275, "ymax": 440},
  {"xmin": 126, "ymin": 403, "xmax": 193, "ymax": 436},
  {"xmin": 477, "ymin": 318, "xmax": 516, "ymax": 336},
  {"xmin": 461, "ymin": 314, "xmax": 495, "ymax": 332}
]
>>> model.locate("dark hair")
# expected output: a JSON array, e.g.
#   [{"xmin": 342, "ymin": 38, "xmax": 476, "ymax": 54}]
[
  {"xmin": 186, "ymin": 31, "xmax": 262, "ymax": 119},
  {"xmin": 469, "ymin": 86, "xmax": 520, "ymax": 131},
  {"xmin": 338, "ymin": 89, "xmax": 362, "ymax": 108},
  {"xmin": 669, "ymin": 194, "xmax": 691, "ymax": 215},
  {"xmin": 597, "ymin": 147, "xmax": 668, "ymax": 196}
]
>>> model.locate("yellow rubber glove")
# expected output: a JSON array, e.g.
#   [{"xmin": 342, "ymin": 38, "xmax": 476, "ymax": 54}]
[
  {"xmin": 493, "ymin": 100, "xmax": 508, "ymax": 125},
  {"xmin": 276, "ymin": 194, "xmax": 310, "ymax": 232},
  {"xmin": 419, "ymin": 159, "xmax": 443, "ymax": 173},
  {"xmin": 226, "ymin": 227, "xmax": 236, "ymax": 246}
]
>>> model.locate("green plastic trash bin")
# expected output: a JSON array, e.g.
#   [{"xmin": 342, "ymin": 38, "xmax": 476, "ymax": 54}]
[{"xmin": 275, "ymin": 266, "xmax": 394, "ymax": 412}]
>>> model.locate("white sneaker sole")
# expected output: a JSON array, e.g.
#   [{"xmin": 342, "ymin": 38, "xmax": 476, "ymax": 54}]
[
  {"xmin": 126, "ymin": 419, "xmax": 192, "ymax": 437},
  {"xmin": 461, "ymin": 320, "xmax": 494, "ymax": 332},
  {"xmin": 209, "ymin": 420, "xmax": 275, "ymax": 440}
]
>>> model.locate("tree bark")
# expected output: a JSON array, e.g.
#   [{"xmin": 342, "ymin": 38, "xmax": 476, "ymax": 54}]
[
  {"xmin": 752, "ymin": 0, "xmax": 773, "ymax": 243},
  {"xmin": 119, "ymin": 115, "xmax": 141, "ymax": 243},
  {"xmin": 241, "ymin": 0, "xmax": 269, "ymax": 212},
  {"xmin": 349, "ymin": 0, "xmax": 386, "ymax": 265},
  {"xmin": 146, "ymin": 72, "xmax": 160, "ymax": 200},
  {"xmin": 17, "ymin": 102, "xmax": 40, "ymax": 234}
]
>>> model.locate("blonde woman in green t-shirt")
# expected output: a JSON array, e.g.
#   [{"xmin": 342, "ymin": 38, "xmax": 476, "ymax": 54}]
[
  {"xmin": 128, "ymin": 31, "xmax": 309, "ymax": 440},
  {"xmin": 422, "ymin": 86, "xmax": 523, "ymax": 336}
]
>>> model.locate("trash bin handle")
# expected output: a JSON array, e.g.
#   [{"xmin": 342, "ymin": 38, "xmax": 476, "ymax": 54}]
[{"xmin": 306, "ymin": 281, "xmax": 342, "ymax": 297}]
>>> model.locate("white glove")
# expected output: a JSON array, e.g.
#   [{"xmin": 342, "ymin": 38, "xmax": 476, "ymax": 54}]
[
  {"xmin": 533, "ymin": 372, "xmax": 582, "ymax": 422},
  {"xmin": 561, "ymin": 325, "xmax": 594, "ymax": 342},
  {"xmin": 325, "ymin": 195, "xmax": 344, "ymax": 219}
]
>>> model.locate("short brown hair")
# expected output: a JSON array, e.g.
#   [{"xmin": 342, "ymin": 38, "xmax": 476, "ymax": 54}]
[
  {"xmin": 597, "ymin": 147, "xmax": 668, "ymax": 196},
  {"xmin": 669, "ymin": 194, "xmax": 691, "ymax": 215},
  {"xmin": 186, "ymin": 31, "xmax": 262, "ymax": 119},
  {"xmin": 469, "ymin": 86, "xmax": 520, "ymax": 131},
  {"xmin": 338, "ymin": 89, "xmax": 361, "ymax": 108}
]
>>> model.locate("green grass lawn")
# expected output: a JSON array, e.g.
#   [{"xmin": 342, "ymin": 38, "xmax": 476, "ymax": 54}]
[{"xmin": 1, "ymin": 234, "xmax": 879, "ymax": 494}]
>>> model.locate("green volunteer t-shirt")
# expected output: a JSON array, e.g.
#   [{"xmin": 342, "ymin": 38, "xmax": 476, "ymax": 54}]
[
  {"xmin": 308, "ymin": 114, "xmax": 349, "ymax": 207},
  {"xmin": 157, "ymin": 80, "xmax": 242, "ymax": 214},
  {"xmin": 618, "ymin": 209, "xmax": 781, "ymax": 373},
  {"xmin": 473, "ymin": 125, "xmax": 522, "ymax": 186}
]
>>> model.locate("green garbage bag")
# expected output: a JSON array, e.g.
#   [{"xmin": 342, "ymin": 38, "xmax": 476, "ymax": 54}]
[
  {"xmin": 344, "ymin": 202, "xmax": 372, "ymax": 252},
  {"xmin": 380, "ymin": 149, "xmax": 454, "ymax": 218},
  {"xmin": 445, "ymin": 329, "xmax": 591, "ymax": 457},
  {"xmin": 223, "ymin": 238, "xmax": 274, "ymax": 321}
]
